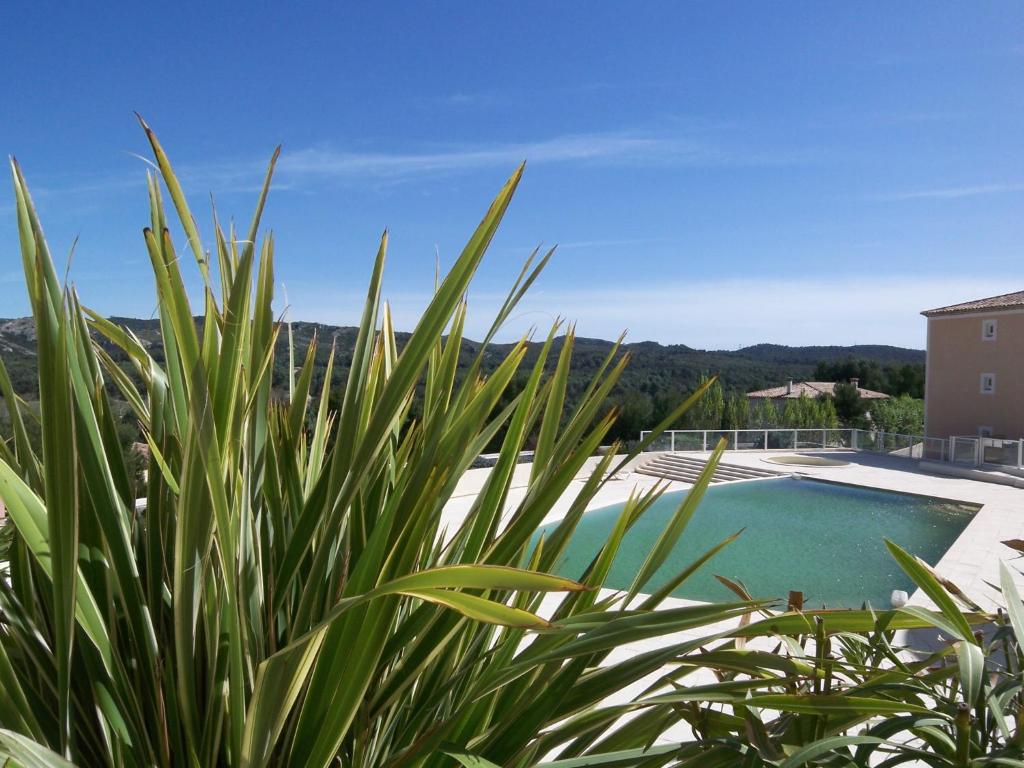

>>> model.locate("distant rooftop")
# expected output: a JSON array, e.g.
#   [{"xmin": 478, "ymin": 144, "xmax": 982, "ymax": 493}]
[
  {"xmin": 747, "ymin": 381, "xmax": 889, "ymax": 400},
  {"xmin": 922, "ymin": 290, "xmax": 1024, "ymax": 317}
]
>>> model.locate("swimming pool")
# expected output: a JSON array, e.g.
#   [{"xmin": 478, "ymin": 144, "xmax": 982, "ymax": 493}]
[{"xmin": 534, "ymin": 478, "xmax": 976, "ymax": 608}]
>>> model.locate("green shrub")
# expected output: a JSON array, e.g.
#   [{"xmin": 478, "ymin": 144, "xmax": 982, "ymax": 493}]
[
  {"xmin": 0, "ymin": 120, "xmax": 745, "ymax": 767},
  {"xmin": 0, "ymin": 121, "xmax": 1020, "ymax": 767},
  {"xmin": 871, "ymin": 394, "xmax": 925, "ymax": 435}
]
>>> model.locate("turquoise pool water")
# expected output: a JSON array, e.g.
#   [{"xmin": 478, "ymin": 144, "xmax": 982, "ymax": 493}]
[{"xmin": 535, "ymin": 478, "xmax": 976, "ymax": 608}]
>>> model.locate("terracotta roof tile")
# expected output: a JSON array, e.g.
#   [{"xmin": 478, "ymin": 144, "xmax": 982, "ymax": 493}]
[
  {"xmin": 746, "ymin": 381, "xmax": 889, "ymax": 399},
  {"xmin": 922, "ymin": 290, "xmax": 1024, "ymax": 317}
]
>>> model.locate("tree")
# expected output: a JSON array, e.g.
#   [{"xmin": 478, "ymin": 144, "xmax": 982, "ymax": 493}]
[
  {"xmin": 612, "ymin": 390, "xmax": 654, "ymax": 442},
  {"xmin": 871, "ymin": 395, "xmax": 925, "ymax": 434},
  {"xmin": 781, "ymin": 397, "xmax": 801, "ymax": 428},
  {"xmin": 813, "ymin": 357, "xmax": 925, "ymax": 398},
  {"xmin": 833, "ymin": 382, "xmax": 868, "ymax": 426},
  {"xmin": 818, "ymin": 395, "xmax": 840, "ymax": 429},
  {"xmin": 796, "ymin": 393, "xmax": 820, "ymax": 428},
  {"xmin": 747, "ymin": 399, "xmax": 764, "ymax": 427},
  {"xmin": 690, "ymin": 374, "xmax": 725, "ymax": 429},
  {"xmin": 721, "ymin": 393, "xmax": 749, "ymax": 430},
  {"xmin": 890, "ymin": 364, "xmax": 925, "ymax": 398}
]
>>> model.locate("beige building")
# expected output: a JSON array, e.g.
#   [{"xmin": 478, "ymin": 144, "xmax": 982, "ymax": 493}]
[{"xmin": 922, "ymin": 290, "xmax": 1024, "ymax": 439}]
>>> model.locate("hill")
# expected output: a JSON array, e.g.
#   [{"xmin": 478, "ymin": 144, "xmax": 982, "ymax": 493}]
[
  {"xmin": 732, "ymin": 343, "xmax": 924, "ymax": 366},
  {"xmin": 0, "ymin": 315, "xmax": 923, "ymax": 405}
]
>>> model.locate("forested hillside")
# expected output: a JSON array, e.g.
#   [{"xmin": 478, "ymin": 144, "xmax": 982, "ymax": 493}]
[{"xmin": 0, "ymin": 316, "xmax": 925, "ymax": 443}]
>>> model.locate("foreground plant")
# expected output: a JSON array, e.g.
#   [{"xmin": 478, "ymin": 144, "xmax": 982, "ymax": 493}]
[
  {"xmin": 1, "ymin": 120, "xmax": 1022, "ymax": 768},
  {"xmin": 0, "ymin": 120, "xmax": 752, "ymax": 767},
  {"xmin": 650, "ymin": 550, "xmax": 1024, "ymax": 766}
]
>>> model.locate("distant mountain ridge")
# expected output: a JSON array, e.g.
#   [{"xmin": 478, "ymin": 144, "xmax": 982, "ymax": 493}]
[
  {"xmin": 726, "ymin": 343, "xmax": 924, "ymax": 365},
  {"xmin": 0, "ymin": 315, "xmax": 924, "ymax": 401}
]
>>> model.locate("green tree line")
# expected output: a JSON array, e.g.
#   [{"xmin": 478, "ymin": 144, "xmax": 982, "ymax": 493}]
[
  {"xmin": 813, "ymin": 357, "xmax": 924, "ymax": 398},
  {"xmin": 610, "ymin": 375, "xmax": 925, "ymax": 442}
]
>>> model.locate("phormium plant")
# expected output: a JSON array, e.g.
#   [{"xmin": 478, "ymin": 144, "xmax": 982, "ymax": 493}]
[{"xmin": 0, "ymin": 119, "xmax": 1020, "ymax": 767}]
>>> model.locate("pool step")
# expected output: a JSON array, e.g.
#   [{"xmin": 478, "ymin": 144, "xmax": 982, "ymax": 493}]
[
  {"xmin": 636, "ymin": 454, "xmax": 785, "ymax": 485},
  {"xmin": 640, "ymin": 455, "xmax": 783, "ymax": 479}
]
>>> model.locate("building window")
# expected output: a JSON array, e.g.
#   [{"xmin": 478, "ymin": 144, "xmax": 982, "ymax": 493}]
[
  {"xmin": 982, "ymin": 319, "xmax": 997, "ymax": 341},
  {"xmin": 980, "ymin": 373, "xmax": 996, "ymax": 394}
]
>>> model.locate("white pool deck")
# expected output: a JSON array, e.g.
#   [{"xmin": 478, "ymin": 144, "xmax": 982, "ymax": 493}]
[{"xmin": 441, "ymin": 450, "xmax": 1024, "ymax": 748}]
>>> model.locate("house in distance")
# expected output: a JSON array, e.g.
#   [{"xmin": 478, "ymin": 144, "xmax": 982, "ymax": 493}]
[{"xmin": 746, "ymin": 379, "xmax": 889, "ymax": 410}]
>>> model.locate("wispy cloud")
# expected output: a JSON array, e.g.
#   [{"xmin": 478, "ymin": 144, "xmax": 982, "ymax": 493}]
[
  {"xmin": 16, "ymin": 155, "xmax": 290, "ymax": 202},
  {"xmin": 278, "ymin": 133, "xmax": 717, "ymax": 181},
  {"xmin": 874, "ymin": 182, "xmax": 1024, "ymax": 201},
  {"xmin": 415, "ymin": 81, "xmax": 679, "ymax": 111},
  {"xmin": 551, "ymin": 237, "xmax": 671, "ymax": 250},
  {"xmin": 500, "ymin": 236, "xmax": 672, "ymax": 254},
  {"xmin": 30, "ymin": 174, "xmax": 145, "ymax": 199},
  {"xmin": 7, "ymin": 129, "xmax": 809, "ymax": 200}
]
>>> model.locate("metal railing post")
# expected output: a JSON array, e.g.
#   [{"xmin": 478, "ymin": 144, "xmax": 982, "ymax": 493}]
[
  {"xmin": 734, "ymin": 429, "xmax": 739, "ymax": 449},
  {"xmin": 1018, "ymin": 440, "xmax": 1022, "ymax": 470},
  {"xmin": 821, "ymin": 429, "xmax": 827, "ymax": 449},
  {"xmin": 764, "ymin": 429, "xmax": 769, "ymax": 449},
  {"xmin": 792, "ymin": 429, "xmax": 797, "ymax": 449},
  {"xmin": 670, "ymin": 432, "xmax": 675, "ymax": 452},
  {"xmin": 702, "ymin": 431, "xmax": 707, "ymax": 452}
]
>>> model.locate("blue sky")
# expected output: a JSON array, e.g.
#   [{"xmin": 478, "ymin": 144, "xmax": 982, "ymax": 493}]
[{"xmin": 1, "ymin": 2, "xmax": 1021, "ymax": 348}]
